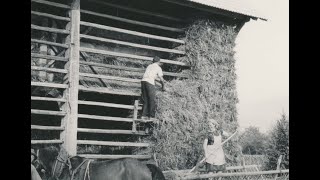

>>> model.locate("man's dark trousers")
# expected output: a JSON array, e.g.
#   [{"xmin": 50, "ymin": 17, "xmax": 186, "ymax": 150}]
[{"xmin": 141, "ymin": 81, "xmax": 156, "ymax": 118}]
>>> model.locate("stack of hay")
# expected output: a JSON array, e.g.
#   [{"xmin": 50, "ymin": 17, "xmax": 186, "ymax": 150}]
[{"xmin": 136, "ymin": 20, "xmax": 242, "ymax": 171}]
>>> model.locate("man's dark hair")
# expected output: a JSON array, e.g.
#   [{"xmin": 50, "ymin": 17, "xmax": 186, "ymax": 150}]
[{"xmin": 153, "ymin": 56, "xmax": 161, "ymax": 63}]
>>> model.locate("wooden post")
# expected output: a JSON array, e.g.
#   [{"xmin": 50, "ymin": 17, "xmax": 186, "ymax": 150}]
[
  {"xmin": 274, "ymin": 155, "xmax": 283, "ymax": 180},
  {"xmin": 132, "ymin": 100, "xmax": 138, "ymax": 133},
  {"xmin": 60, "ymin": 0, "xmax": 80, "ymax": 156}
]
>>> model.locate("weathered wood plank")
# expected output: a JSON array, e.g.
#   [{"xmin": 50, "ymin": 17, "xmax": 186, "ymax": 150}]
[
  {"xmin": 62, "ymin": 0, "xmax": 81, "ymax": 156},
  {"xmin": 78, "ymin": 85, "xmax": 140, "ymax": 96},
  {"xmin": 78, "ymin": 100, "xmax": 142, "ymax": 110},
  {"xmin": 31, "ymin": 39, "xmax": 69, "ymax": 48},
  {"xmin": 80, "ymin": 9, "xmax": 184, "ymax": 32},
  {"xmin": 80, "ymin": 47, "xmax": 187, "ymax": 66},
  {"xmin": 31, "ymin": 140, "xmax": 63, "ymax": 144},
  {"xmin": 78, "ymin": 113, "xmax": 134, "ymax": 122},
  {"xmin": 77, "ymin": 140, "xmax": 150, "ymax": 147},
  {"xmin": 31, "ymin": 53, "xmax": 69, "ymax": 62},
  {"xmin": 79, "ymin": 61, "xmax": 189, "ymax": 78},
  {"xmin": 31, "ymin": 81, "xmax": 68, "ymax": 89},
  {"xmin": 31, "ymin": 96, "xmax": 66, "ymax": 102},
  {"xmin": 31, "ymin": 109, "xmax": 66, "ymax": 116},
  {"xmin": 78, "ymin": 154, "xmax": 151, "ymax": 159},
  {"xmin": 31, "ymin": 125, "xmax": 64, "ymax": 131},
  {"xmin": 80, "ymin": 21, "xmax": 185, "ymax": 44},
  {"xmin": 89, "ymin": 0, "xmax": 185, "ymax": 22},
  {"xmin": 31, "ymin": 11, "xmax": 70, "ymax": 21},
  {"xmin": 80, "ymin": 72, "xmax": 140, "ymax": 84},
  {"xmin": 31, "ymin": 0, "xmax": 70, "ymax": 9},
  {"xmin": 31, "ymin": 66, "xmax": 68, "ymax": 74},
  {"xmin": 77, "ymin": 128, "xmax": 146, "ymax": 135},
  {"xmin": 31, "ymin": 24, "xmax": 70, "ymax": 34},
  {"xmin": 80, "ymin": 34, "xmax": 185, "ymax": 54}
]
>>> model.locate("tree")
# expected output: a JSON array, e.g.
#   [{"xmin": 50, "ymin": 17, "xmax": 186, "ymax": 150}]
[
  {"xmin": 239, "ymin": 126, "xmax": 268, "ymax": 155},
  {"xmin": 265, "ymin": 113, "xmax": 289, "ymax": 170}
]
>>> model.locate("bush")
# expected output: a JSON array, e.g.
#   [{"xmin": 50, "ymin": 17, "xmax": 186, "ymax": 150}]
[
  {"xmin": 239, "ymin": 126, "xmax": 268, "ymax": 155},
  {"xmin": 264, "ymin": 113, "xmax": 289, "ymax": 170}
]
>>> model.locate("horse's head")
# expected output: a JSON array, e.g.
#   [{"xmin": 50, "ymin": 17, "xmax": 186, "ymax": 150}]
[{"xmin": 37, "ymin": 146, "xmax": 70, "ymax": 180}]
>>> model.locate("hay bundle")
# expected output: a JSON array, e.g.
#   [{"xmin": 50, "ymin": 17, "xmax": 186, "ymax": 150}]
[{"xmin": 138, "ymin": 20, "xmax": 242, "ymax": 171}]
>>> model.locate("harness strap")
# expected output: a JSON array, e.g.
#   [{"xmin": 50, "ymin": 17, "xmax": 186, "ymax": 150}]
[
  {"xmin": 71, "ymin": 159, "xmax": 94, "ymax": 180},
  {"xmin": 84, "ymin": 160, "xmax": 93, "ymax": 180}
]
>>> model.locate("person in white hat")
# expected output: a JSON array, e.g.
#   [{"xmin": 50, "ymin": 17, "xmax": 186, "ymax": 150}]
[{"xmin": 202, "ymin": 119, "xmax": 232, "ymax": 174}]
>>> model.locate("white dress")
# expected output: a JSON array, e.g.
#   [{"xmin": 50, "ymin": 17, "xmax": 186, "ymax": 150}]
[{"xmin": 205, "ymin": 134, "xmax": 226, "ymax": 165}]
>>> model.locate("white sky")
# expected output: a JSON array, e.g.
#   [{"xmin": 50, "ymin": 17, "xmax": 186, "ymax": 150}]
[{"xmin": 234, "ymin": 0, "xmax": 289, "ymax": 133}]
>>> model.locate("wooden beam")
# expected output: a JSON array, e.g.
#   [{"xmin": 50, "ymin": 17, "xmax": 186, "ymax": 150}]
[
  {"xmin": 78, "ymin": 154, "xmax": 151, "ymax": 159},
  {"xmin": 31, "ymin": 0, "xmax": 70, "ymax": 9},
  {"xmin": 78, "ymin": 85, "xmax": 140, "ymax": 96},
  {"xmin": 31, "ymin": 11, "xmax": 71, "ymax": 21},
  {"xmin": 31, "ymin": 66, "xmax": 68, "ymax": 74},
  {"xmin": 31, "ymin": 24, "xmax": 70, "ymax": 34},
  {"xmin": 31, "ymin": 96, "xmax": 66, "ymax": 102},
  {"xmin": 31, "ymin": 81, "xmax": 68, "ymax": 89},
  {"xmin": 80, "ymin": 34, "xmax": 185, "ymax": 55},
  {"xmin": 77, "ymin": 128, "xmax": 146, "ymax": 135},
  {"xmin": 161, "ymin": 0, "xmax": 247, "ymax": 20},
  {"xmin": 80, "ymin": 9, "xmax": 184, "ymax": 33},
  {"xmin": 79, "ymin": 61, "xmax": 189, "ymax": 78},
  {"xmin": 31, "ymin": 125, "xmax": 64, "ymax": 131},
  {"xmin": 78, "ymin": 113, "xmax": 134, "ymax": 122},
  {"xmin": 180, "ymin": 170, "xmax": 289, "ymax": 180},
  {"xmin": 31, "ymin": 109, "xmax": 66, "ymax": 116},
  {"xmin": 31, "ymin": 53, "xmax": 69, "ymax": 62},
  {"xmin": 61, "ymin": 0, "xmax": 80, "ymax": 157},
  {"xmin": 132, "ymin": 100, "xmax": 139, "ymax": 133},
  {"xmin": 80, "ymin": 72, "xmax": 140, "ymax": 83},
  {"xmin": 89, "ymin": 0, "xmax": 186, "ymax": 23},
  {"xmin": 80, "ymin": 21, "xmax": 185, "ymax": 44},
  {"xmin": 31, "ymin": 39, "xmax": 69, "ymax": 48},
  {"xmin": 77, "ymin": 140, "xmax": 149, "ymax": 147},
  {"xmin": 80, "ymin": 47, "xmax": 187, "ymax": 66},
  {"xmin": 78, "ymin": 100, "xmax": 141, "ymax": 110},
  {"xmin": 31, "ymin": 140, "xmax": 63, "ymax": 144}
]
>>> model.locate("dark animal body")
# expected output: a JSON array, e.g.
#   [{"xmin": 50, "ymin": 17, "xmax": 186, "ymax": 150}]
[{"xmin": 36, "ymin": 146, "xmax": 165, "ymax": 180}]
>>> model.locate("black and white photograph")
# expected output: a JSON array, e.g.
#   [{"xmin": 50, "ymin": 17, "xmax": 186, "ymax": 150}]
[{"xmin": 31, "ymin": 0, "xmax": 289, "ymax": 179}]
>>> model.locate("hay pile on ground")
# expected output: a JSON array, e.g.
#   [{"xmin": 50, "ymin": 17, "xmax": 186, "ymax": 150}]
[{"xmin": 137, "ymin": 20, "xmax": 242, "ymax": 170}]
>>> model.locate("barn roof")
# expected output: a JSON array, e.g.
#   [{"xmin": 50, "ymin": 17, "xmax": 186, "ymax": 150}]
[{"xmin": 175, "ymin": 0, "xmax": 267, "ymax": 21}]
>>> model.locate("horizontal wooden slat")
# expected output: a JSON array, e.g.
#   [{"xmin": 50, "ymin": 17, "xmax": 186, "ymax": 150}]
[
  {"xmin": 78, "ymin": 85, "xmax": 140, "ymax": 96},
  {"xmin": 31, "ymin": 11, "xmax": 70, "ymax": 21},
  {"xmin": 31, "ymin": 66, "xmax": 68, "ymax": 74},
  {"xmin": 31, "ymin": 53, "xmax": 69, "ymax": 62},
  {"xmin": 31, "ymin": 81, "xmax": 68, "ymax": 89},
  {"xmin": 31, "ymin": 96, "xmax": 66, "ymax": 102},
  {"xmin": 163, "ymin": 165, "xmax": 263, "ymax": 174},
  {"xmin": 78, "ymin": 154, "xmax": 151, "ymax": 159},
  {"xmin": 78, "ymin": 114, "xmax": 133, "ymax": 122},
  {"xmin": 90, "ymin": 0, "xmax": 185, "ymax": 22},
  {"xmin": 31, "ymin": 24, "xmax": 70, "ymax": 34},
  {"xmin": 78, "ymin": 100, "xmax": 141, "ymax": 110},
  {"xmin": 80, "ymin": 21, "xmax": 185, "ymax": 44},
  {"xmin": 80, "ymin": 47, "xmax": 187, "ymax": 66},
  {"xmin": 80, "ymin": 72, "xmax": 141, "ymax": 83},
  {"xmin": 80, "ymin": 34, "xmax": 185, "ymax": 55},
  {"xmin": 181, "ymin": 170, "xmax": 289, "ymax": 180},
  {"xmin": 77, "ymin": 128, "xmax": 146, "ymax": 135},
  {"xmin": 31, "ymin": 140, "xmax": 63, "ymax": 144},
  {"xmin": 31, "ymin": 109, "xmax": 66, "ymax": 116},
  {"xmin": 31, "ymin": 0, "xmax": 70, "ymax": 9},
  {"xmin": 77, "ymin": 140, "xmax": 149, "ymax": 147},
  {"xmin": 31, "ymin": 125, "xmax": 64, "ymax": 131},
  {"xmin": 31, "ymin": 39, "xmax": 69, "ymax": 48},
  {"xmin": 79, "ymin": 61, "xmax": 189, "ymax": 78},
  {"xmin": 80, "ymin": 9, "xmax": 183, "ymax": 33}
]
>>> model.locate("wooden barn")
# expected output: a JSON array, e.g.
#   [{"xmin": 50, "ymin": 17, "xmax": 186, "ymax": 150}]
[{"xmin": 31, "ymin": 0, "xmax": 265, "ymax": 161}]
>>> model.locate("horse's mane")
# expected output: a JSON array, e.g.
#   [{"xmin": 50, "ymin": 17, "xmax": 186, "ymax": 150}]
[{"xmin": 39, "ymin": 146, "xmax": 60, "ymax": 167}]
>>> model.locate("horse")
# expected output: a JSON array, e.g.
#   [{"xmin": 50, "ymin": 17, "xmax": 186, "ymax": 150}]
[{"xmin": 36, "ymin": 146, "xmax": 166, "ymax": 180}]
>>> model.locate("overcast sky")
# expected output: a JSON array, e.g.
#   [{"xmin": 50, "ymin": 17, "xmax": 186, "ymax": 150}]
[{"xmin": 234, "ymin": 0, "xmax": 289, "ymax": 133}]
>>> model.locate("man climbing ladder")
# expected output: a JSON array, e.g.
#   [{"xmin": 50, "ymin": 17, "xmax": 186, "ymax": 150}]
[{"xmin": 141, "ymin": 56, "xmax": 165, "ymax": 133}]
